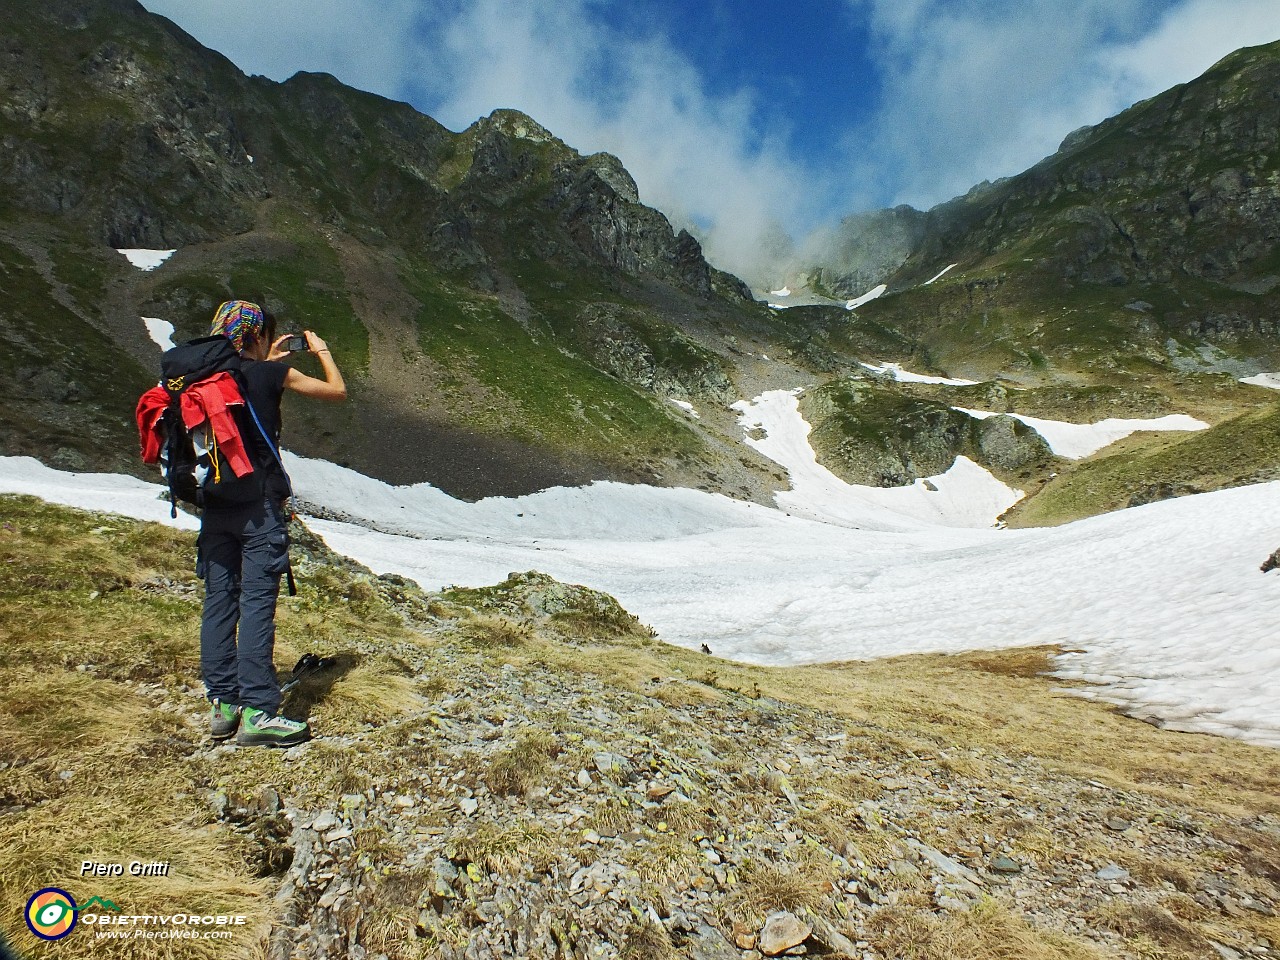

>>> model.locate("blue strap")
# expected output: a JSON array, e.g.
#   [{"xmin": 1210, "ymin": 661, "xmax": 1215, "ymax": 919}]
[
  {"xmin": 243, "ymin": 397, "xmax": 295, "ymax": 500},
  {"xmin": 243, "ymin": 397, "xmax": 299, "ymax": 596}
]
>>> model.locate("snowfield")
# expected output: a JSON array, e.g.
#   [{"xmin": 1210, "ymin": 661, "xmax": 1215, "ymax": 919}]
[
  {"xmin": 668, "ymin": 398, "xmax": 701, "ymax": 418},
  {"xmin": 954, "ymin": 408, "xmax": 1208, "ymax": 459},
  {"xmin": 925, "ymin": 263, "xmax": 958, "ymax": 284},
  {"xmin": 733, "ymin": 390, "xmax": 1020, "ymax": 530},
  {"xmin": 143, "ymin": 317, "xmax": 176, "ymax": 351},
  {"xmin": 1241, "ymin": 372, "xmax": 1280, "ymax": 391},
  {"xmin": 1, "ymin": 389, "xmax": 1276, "ymax": 748},
  {"xmin": 116, "ymin": 248, "xmax": 176, "ymax": 271},
  {"xmin": 860, "ymin": 361, "xmax": 978, "ymax": 387},
  {"xmin": 846, "ymin": 284, "xmax": 886, "ymax": 310}
]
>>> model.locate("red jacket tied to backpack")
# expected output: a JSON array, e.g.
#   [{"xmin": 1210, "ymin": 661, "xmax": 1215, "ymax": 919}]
[
  {"xmin": 136, "ymin": 335, "xmax": 279, "ymax": 514},
  {"xmin": 137, "ymin": 372, "xmax": 253, "ymax": 477}
]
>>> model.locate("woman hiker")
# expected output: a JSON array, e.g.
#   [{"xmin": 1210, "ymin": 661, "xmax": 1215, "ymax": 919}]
[{"xmin": 201, "ymin": 300, "xmax": 346, "ymax": 747}]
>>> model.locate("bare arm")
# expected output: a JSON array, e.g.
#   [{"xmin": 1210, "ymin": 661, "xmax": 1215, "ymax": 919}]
[{"xmin": 283, "ymin": 331, "xmax": 347, "ymax": 402}]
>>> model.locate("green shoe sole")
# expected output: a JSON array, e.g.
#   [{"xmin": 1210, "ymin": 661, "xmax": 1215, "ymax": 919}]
[
  {"xmin": 235, "ymin": 710, "xmax": 312, "ymax": 748},
  {"xmin": 234, "ymin": 728, "xmax": 312, "ymax": 748}
]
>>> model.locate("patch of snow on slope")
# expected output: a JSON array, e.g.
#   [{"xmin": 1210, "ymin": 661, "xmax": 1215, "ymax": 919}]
[
  {"xmin": 733, "ymin": 389, "xmax": 1020, "ymax": 530},
  {"xmin": 143, "ymin": 318, "xmax": 175, "ymax": 351},
  {"xmin": 284, "ymin": 454, "xmax": 775, "ymax": 544},
  {"xmin": 861, "ymin": 361, "xmax": 978, "ymax": 386},
  {"xmin": 925, "ymin": 263, "xmax": 958, "ymax": 284},
  {"xmin": 117, "ymin": 249, "xmax": 176, "ymax": 271},
  {"xmin": 955, "ymin": 408, "xmax": 1207, "ymax": 460},
  {"xmin": 769, "ymin": 286, "xmax": 791, "ymax": 297},
  {"xmin": 846, "ymin": 284, "xmax": 886, "ymax": 310},
  {"xmin": 0, "ymin": 457, "xmax": 200, "ymax": 531},
  {"xmin": 668, "ymin": 399, "xmax": 700, "ymax": 418},
  {"xmin": 1241, "ymin": 373, "xmax": 1280, "ymax": 391}
]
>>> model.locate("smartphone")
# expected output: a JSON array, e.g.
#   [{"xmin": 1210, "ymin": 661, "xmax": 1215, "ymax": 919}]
[{"xmin": 283, "ymin": 334, "xmax": 307, "ymax": 352}]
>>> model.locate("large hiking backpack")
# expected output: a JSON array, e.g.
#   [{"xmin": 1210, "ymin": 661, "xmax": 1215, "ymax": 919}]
[{"xmin": 136, "ymin": 336, "xmax": 289, "ymax": 515}]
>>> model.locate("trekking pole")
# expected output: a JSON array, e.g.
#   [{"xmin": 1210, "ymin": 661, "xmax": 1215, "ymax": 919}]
[{"xmin": 279, "ymin": 653, "xmax": 334, "ymax": 694}]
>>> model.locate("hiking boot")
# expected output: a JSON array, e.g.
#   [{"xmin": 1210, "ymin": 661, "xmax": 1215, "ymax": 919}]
[
  {"xmin": 235, "ymin": 708, "xmax": 311, "ymax": 748},
  {"xmin": 210, "ymin": 698, "xmax": 241, "ymax": 741}
]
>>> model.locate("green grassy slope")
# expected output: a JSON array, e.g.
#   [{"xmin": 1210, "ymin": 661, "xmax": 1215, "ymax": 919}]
[{"xmin": 1005, "ymin": 401, "xmax": 1280, "ymax": 527}]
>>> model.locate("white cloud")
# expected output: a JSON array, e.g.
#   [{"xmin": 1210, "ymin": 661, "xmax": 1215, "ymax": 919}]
[
  {"xmin": 1103, "ymin": 0, "xmax": 1280, "ymax": 92},
  {"xmin": 416, "ymin": 0, "xmax": 821, "ymax": 286},
  {"xmin": 845, "ymin": 0, "xmax": 1280, "ymax": 209}
]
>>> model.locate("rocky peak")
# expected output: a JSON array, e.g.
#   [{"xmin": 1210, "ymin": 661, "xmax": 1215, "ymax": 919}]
[
  {"xmin": 581, "ymin": 151, "xmax": 640, "ymax": 204},
  {"xmin": 478, "ymin": 108, "xmax": 558, "ymax": 145},
  {"xmin": 4, "ymin": 0, "xmax": 752, "ymax": 301}
]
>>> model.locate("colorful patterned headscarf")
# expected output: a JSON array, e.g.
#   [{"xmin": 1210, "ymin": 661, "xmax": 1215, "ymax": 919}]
[{"xmin": 210, "ymin": 300, "xmax": 265, "ymax": 354}]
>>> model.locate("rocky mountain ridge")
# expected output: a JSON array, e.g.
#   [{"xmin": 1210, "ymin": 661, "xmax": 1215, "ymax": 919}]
[
  {"xmin": 2, "ymin": 0, "xmax": 732, "ymax": 296},
  {"xmin": 0, "ymin": 0, "xmax": 786, "ymax": 500},
  {"xmin": 2, "ymin": 0, "xmax": 1278, "ymax": 518},
  {"xmin": 798, "ymin": 40, "xmax": 1280, "ymax": 363}
]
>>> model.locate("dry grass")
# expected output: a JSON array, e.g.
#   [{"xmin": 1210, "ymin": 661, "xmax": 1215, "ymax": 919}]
[
  {"xmin": 645, "ymin": 679, "xmax": 716, "ymax": 708},
  {"xmin": 867, "ymin": 898, "xmax": 1108, "ymax": 960},
  {"xmin": 644, "ymin": 799, "xmax": 711, "ymax": 837},
  {"xmin": 0, "ymin": 772, "xmax": 270, "ymax": 959},
  {"xmin": 362, "ymin": 866, "xmax": 434, "ymax": 959},
  {"xmin": 726, "ymin": 858, "xmax": 836, "ymax": 924},
  {"xmin": 0, "ymin": 668, "xmax": 152, "ymax": 766},
  {"xmin": 459, "ymin": 612, "xmax": 533, "ymax": 649},
  {"xmin": 618, "ymin": 919, "xmax": 677, "ymax": 960},
  {"xmin": 0, "ymin": 495, "xmax": 429, "ymax": 959},
  {"xmin": 793, "ymin": 803, "xmax": 866, "ymax": 862},
  {"xmin": 1092, "ymin": 901, "xmax": 1209, "ymax": 959},
  {"xmin": 537, "ymin": 636, "xmax": 1280, "ymax": 818},
  {"xmin": 1105, "ymin": 850, "xmax": 1198, "ymax": 893},
  {"xmin": 451, "ymin": 820, "xmax": 552, "ymax": 875},
  {"xmin": 590, "ymin": 795, "xmax": 639, "ymax": 836},
  {"xmin": 623, "ymin": 833, "xmax": 698, "ymax": 886},
  {"xmin": 297, "ymin": 653, "xmax": 425, "ymax": 732},
  {"xmin": 485, "ymin": 727, "xmax": 561, "ymax": 796}
]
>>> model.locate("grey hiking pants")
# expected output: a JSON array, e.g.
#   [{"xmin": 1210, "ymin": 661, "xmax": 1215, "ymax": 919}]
[{"xmin": 197, "ymin": 498, "xmax": 290, "ymax": 714}]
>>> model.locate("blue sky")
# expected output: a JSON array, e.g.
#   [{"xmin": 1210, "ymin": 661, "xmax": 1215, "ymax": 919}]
[{"xmin": 139, "ymin": 0, "xmax": 1280, "ymax": 284}]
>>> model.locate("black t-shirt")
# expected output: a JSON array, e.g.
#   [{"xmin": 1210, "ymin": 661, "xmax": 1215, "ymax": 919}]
[{"xmin": 240, "ymin": 359, "xmax": 290, "ymax": 500}]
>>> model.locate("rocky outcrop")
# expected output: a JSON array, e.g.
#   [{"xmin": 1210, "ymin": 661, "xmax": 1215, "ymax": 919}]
[
  {"xmin": 804, "ymin": 379, "xmax": 1053, "ymax": 487},
  {"xmin": 576, "ymin": 304, "xmax": 736, "ymax": 403},
  {"xmin": 1, "ymin": 0, "xmax": 269, "ymax": 246},
  {"xmin": 806, "ymin": 205, "xmax": 930, "ymax": 299},
  {"xmin": 549, "ymin": 151, "xmax": 714, "ymax": 295}
]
